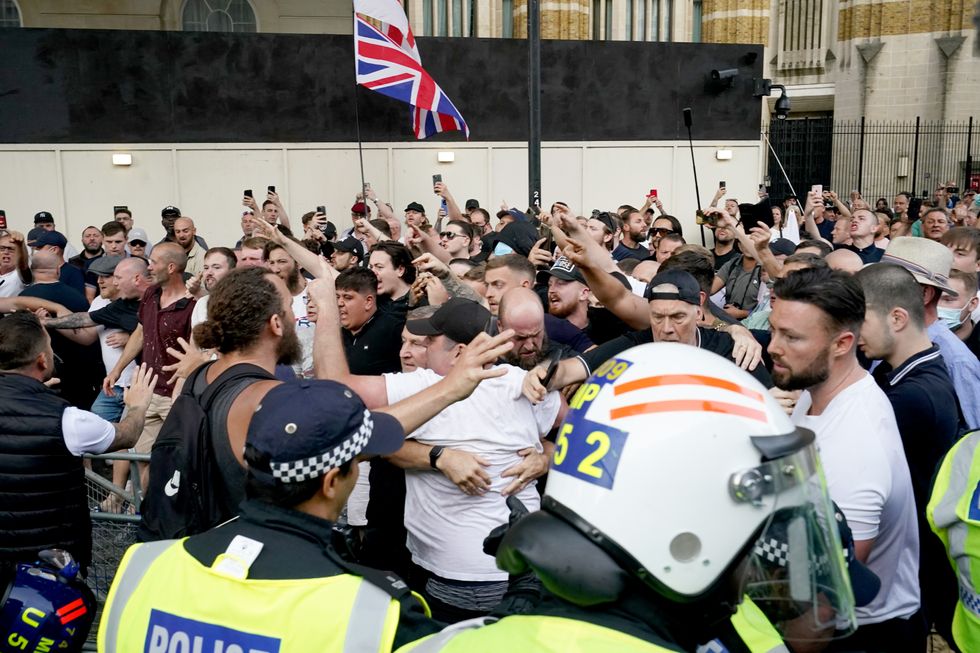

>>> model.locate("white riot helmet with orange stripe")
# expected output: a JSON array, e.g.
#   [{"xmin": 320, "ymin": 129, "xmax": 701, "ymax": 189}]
[{"xmin": 497, "ymin": 342, "xmax": 857, "ymax": 643}]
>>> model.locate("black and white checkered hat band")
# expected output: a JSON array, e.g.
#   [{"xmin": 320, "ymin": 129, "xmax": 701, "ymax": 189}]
[
  {"xmin": 754, "ymin": 537, "xmax": 789, "ymax": 567},
  {"xmin": 270, "ymin": 410, "xmax": 374, "ymax": 483}
]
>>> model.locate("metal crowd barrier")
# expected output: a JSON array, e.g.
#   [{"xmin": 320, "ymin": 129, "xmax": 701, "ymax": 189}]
[{"xmin": 82, "ymin": 451, "xmax": 150, "ymax": 650}]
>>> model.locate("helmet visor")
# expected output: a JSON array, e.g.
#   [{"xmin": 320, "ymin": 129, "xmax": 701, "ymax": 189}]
[{"xmin": 734, "ymin": 443, "xmax": 857, "ymax": 644}]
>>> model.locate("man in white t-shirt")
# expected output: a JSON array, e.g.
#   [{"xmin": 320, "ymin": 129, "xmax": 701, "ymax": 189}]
[
  {"xmin": 312, "ymin": 282, "xmax": 562, "ymax": 622},
  {"xmin": 0, "ymin": 312, "xmax": 158, "ymax": 568},
  {"xmin": 768, "ymin": 266, "xmax": 922, "ymax": 650},
  {"xmin": 263, "ymin": 241, "xmax": 313, "ymax": 377},
  {"xmin": 189, "ymin": 247, "xmax": 237, "ymax": 331}
]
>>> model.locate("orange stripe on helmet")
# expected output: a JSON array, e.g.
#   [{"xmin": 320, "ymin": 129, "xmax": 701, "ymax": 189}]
[
  {"xmin": 613, "ymin": 374, "xmax": 765, "ymax": 404},
  {"xmin": 610, "ymin": 399, "xmax": 769, "ymax": 423}
]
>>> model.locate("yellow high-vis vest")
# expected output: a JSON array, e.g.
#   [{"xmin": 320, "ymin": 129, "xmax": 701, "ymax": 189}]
[
  {"xmin": 927, "ymin": 430, "xmax": 980, "ymax": 652},
  {"xmin": 729, "ymin": 597, "xmax": 789, "ymax": 653},
  {"xmin": 97, "ymin": 538, "xmax": 401, "ymax": 653}
]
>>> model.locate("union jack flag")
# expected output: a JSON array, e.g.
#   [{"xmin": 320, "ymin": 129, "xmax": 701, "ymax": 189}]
[{"xmin": 354, "ymin": 14, "xmax": 469, "ymax": 139}]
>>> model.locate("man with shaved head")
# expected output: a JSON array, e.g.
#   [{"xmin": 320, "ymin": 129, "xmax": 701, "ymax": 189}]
[
  {"xmin": 826, "ymin": 248, "xmax": 864, "ymax": 273},
  {"xmin": 498, "ymin": 287, "xmax": 553, "ymax": 370},
  {"xmin": 103, "ymin": 242, "xmax": 196, "ymax": 486},
  {"xmin": 173, "ymin": 217, "xmax": 206, "ymax": 276}
]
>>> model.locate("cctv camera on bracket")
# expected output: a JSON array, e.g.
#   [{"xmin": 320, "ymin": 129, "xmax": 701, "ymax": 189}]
[
  {"xmin": 708, "ymin": 68, "xmax": 739, "ymax": 92},
  {"xmin": 753, "ymin": 78, "xmax": 791, "ymax": 120}
]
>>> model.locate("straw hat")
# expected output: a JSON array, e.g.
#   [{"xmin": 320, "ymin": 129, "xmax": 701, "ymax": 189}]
[{"xmin": 881, "ymin": 237, "xmax": 957, "ymax": 296}]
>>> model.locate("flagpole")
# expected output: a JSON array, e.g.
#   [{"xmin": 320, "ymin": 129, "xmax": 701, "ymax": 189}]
[{"xmin": 353, "ymin": 5, "xmax": 369, "ymax": 220}]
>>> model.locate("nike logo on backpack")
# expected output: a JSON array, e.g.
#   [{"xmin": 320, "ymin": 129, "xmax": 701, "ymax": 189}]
[{"xmin": 165, "ymin": 471, "xmax": 181, "ymax": 497}]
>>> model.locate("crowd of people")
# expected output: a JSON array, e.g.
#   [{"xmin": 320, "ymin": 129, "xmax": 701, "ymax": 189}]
[{"xmin": 1, "ymin": 177, "xmax": 979, "ymax": 652}]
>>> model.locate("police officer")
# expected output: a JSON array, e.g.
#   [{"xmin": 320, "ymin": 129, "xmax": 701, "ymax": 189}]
[
  {"xmin": 98, "ymin": 380, "xmax": 448, "ymax": 652},
  {"xmin": 401, "ymin": 343, "xmax": 859, "ymax": 652},
  {"xmin": 928, "ymin": 429, "xmax": 980, "ymax": 652}
]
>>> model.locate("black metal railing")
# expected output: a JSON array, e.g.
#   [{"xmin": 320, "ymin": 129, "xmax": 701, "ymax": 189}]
[{"xmin": 764, "ymin": 117, "xmax": 979, "ymax": 203}]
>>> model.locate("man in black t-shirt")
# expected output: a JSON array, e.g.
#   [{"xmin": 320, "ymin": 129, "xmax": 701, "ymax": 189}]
[
  {"xmin": 337, "ymin": 267, "xmax": 404, "ymax": 375},
  {"xmin": 523, "ymin": 270, "xmax": 773, "ymax": 402}
]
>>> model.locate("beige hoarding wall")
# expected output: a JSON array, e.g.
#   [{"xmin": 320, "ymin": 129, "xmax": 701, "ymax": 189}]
[{"xmin": 0, "ymin": 141, "xmax": 762, "ymax": 250}]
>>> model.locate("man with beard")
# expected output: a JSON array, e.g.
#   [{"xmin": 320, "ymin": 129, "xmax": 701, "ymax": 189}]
[
  {"xmin": 263, "ymin": 240, "xmax": 313, "ymax": 377},
  {"xmin": 190, "ymin": 247, "xmax": 237, "ymax": 330},
  {"xmin": 709, "ymin": 219, "xmax": 740, "ymax": 271},
  {"xmin": 545, "ymin": 256, "xmax": 590, "ymax": 331},
  {"xmin": 67, "ymin": 225, "xmax": 104, "ymax": 272},
  {"xmin": 140, "ymin": 267, "xmax": 301, "ymax": 536},
  {"xmin": 611, "ymin": 209, "xmax": 648, "ymax": 261},
  {"xmin": 498, "ymin": 287, "xmax": 565, "ymax": 370},
  {"xmin": 102, "ymin": 243, "xmax": 196, "ymax": 488},
  {"xmin": 156, "ymin": 206, "xmax": 208, "ymax": 250},
  {"xmin": 173, "ymin": 217, "xmax": 207, "ymax": 276},
  {"xmin": 768, "ymin": 267, "xmax": 922, "ymax": 649}
]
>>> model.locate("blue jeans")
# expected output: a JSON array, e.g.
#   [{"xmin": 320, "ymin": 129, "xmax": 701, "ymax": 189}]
[{"xmin": 90, "ymin": 387, "xmax": 125, "ymax": 422}]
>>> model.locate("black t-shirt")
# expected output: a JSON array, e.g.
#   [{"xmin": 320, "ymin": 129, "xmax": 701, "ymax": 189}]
[
  {"xmin": 711, "ymin": 242, "xmax": 741, "ymax": 271},
  {"xmin": 612, "ymin": 242, "xmax": 648, "ymax": 262},
  {"xmin": 89, "ymin": 297, "xmax": 140, "ymax": 333},
  {"xmin": 836, "ymin": 242, "xmax": 884, "ymax": 264},
  {"xmin": 964, "ymin": 324, "xmax": 980, "ymax": 361},
  {"xmin": 20, "ymin": 282, "xmax": 89, "ymax": 312},
  {"xmin": 577, "ymin": 327, "xmax": 773, "ymax": 388},
  {"xmin": 377, "ymin": 292, "xmax": 409, "ymax": 321},
  {"xmin": 57, "ymin": 264, "xmax": 87, "ymax": 297},
  {"xmin": 342, "ymin": 311, "xmax": 405, "ymax": 375}
]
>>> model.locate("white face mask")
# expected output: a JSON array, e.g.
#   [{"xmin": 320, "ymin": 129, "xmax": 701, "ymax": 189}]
[{"xmin": 938, "ymin": 303, "xmax": 970, "ymax": 330}]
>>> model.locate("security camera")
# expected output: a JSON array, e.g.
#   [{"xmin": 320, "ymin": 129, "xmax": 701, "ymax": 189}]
[
  {"xmin": 710, "ymin": 69, "xmax": 739, "ymax": 81},
  {"xmin": 774, "ymin": 91, "xmax": 791, "ymax": 120},
  {"xmin": 753, "ymin": 79, "xmax": 791, "ymax": 120}
]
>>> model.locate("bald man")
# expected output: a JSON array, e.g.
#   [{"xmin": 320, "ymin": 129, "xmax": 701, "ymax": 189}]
[
  {"xmin": 498, "ymin": 287, "xmax": 577, "ymax": 370},
  {"xmin": 825, "ymin": 248, "xmax": 864, "ymax": 274},
  {"xmin": 173, "ymin": 217, "xmax": 206, "ymax": 276}
]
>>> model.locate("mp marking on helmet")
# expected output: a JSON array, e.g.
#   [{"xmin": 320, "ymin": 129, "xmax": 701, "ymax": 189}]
[
  {"xmin": 144, "ymin": 609, "xmax": 281, "ymax": 653},
  {"xmin": 568, "ymin": 358, "xmax": 632, "ymax": 412},
  {"xmin": 553, "ymin": 415, "xmax": 629, "ymax": 490}
]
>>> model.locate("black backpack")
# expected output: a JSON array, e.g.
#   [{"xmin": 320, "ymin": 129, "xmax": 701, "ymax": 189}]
[{"xmin": 138, "ymin": 362, "xmax": 273, "ymax": 541}]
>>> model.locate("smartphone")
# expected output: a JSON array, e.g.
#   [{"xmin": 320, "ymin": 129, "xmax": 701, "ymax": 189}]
[
  {"xmin": 244, "ymin": 189, "xmax": 253, "ymax": 198},
  {"xmin": 316, "ymin": 205, "xmax": 326, "ymax": 214},
  {"xmin": 648, "ymin": 188, "xmax": 658, "ymax": 198},
  {"xmin": 432, "ymin": 174, "xmax": 442, "ymax": 185},
  {"xmin": 268, "ymin": 185, "xmax": 276, "ymax": 193},
  {"xmin": 948, "ymin": 186, "xmax": 960, "ymax": 194},
  {"xmin": 812, "ymin": 184, "xmax": 823, "ymax": 196},
  {"xmin": 719, "ymin": 181, "xmax": 726, "ymax": 189},
  {"xmin": 696, "ymin": 210, "xmax": 718, "ymax": 227},
  {"xmin": 0, "ymin": 210, "xmax": 6, "ymax": 230},
  {"xmin": 537, "ymin": 224, "xmax": 554, "ymax": 252}
]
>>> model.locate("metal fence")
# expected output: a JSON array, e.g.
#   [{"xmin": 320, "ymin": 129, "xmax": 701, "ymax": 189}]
[
  {"xmin": 82, "ymin": 451, "xmax": 149, "ymax": 651},
  {"xmin": 764, "ymin": 117, "xmax": 980, "ymax": 204}
]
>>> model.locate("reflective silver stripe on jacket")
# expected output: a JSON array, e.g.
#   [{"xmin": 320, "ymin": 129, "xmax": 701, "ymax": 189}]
[
  {"xmin": 406, "ymin": 616, "xmax": 497, "ymax": 653},
  {"xmin": 343, "ymin": 580, "xmax": 399, "ymax": 653},
  {"xmin": 932, "ymin": 433, "xmax": 980, "ymax": 594},
  {"xmin": 99, "ymin": 539, "xmax": 177, "ymax": 652}
]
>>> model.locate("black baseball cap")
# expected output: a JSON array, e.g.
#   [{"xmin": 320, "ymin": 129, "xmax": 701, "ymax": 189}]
[
  {"xmin": 34, "ymin": 230, "xmax": 68, "ymax": 250},
  {"xmin": 245, "ymin": 380, "xmax": 404, "ymax": 485},
  {"xmin": 769, "ymin": 238, "xmax": 796, "ymax": 257},
  {"xmin": 405, "ymin": 202, "xmax": 426, "ymax": 214},
  {"xmin": 546, "ymin": 256, "xmax": 586, "ymax": 285},
  {"xmin": 465, "ymin": 199, "xmax": 480, "ymax": 211},
  {"xmin": 334, "ymin": 236, "xmax": 364, "ymax": 260},
  {"xmin": 590, "ymin": 210, "xmax": 615, "ymax": 233},
  {"xmin": 493, "ymin": 221, "xmax": 539, "ymax": 258},
  {"xmin": 161, "ymin": 206, "xmax": 181, "ymax": 217},
  {"xmin": 643, "ymin": 269, "xmax": 701, "ymax": 305},
  {"xmin": 26, "ymin": 228, "xmax": 45, "ymax": 247},
  {"xmin": 33, "ymin": 211, "xmax": 54, "ymax": 224},
  {"xmin": 406, "ymin": 297, "xmax": 491, "ymax": 344}
]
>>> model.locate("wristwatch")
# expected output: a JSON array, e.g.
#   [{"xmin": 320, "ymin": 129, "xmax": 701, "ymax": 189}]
[{"xmin": 429, "ymin": 445, "xmax": 445, "ymax": 470}]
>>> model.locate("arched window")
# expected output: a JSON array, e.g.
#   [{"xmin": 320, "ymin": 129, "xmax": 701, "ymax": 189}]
[
  {"xmin": 0, "ymin": 0, "xmax": 22, "ymax": 27},
  {"xmin": 182, "ymin": 0, "xmax": 257, "ymax": 33}
]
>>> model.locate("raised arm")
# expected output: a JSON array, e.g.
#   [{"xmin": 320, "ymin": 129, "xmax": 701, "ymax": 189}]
[
  {"xmin": 413, "ymin": 253, "xmax": 485, "ymax": 304},
  {"xmin": 364, "ymin": 187, "xmax": 396, "ymax": 224},
  {"xmin": 267, "ymin": 190, "xmax": 292, "ymax": 231},
  {"xmin": 104, "ymin": 364, "xmax": 158, "ymax": 451},
  {"xmin": 251, "ymin": 216, "xmax": 329, "ymax": 279},
  {"xmin": 435, "ymin": 181, "xmax": 464, "ymax": 222}
]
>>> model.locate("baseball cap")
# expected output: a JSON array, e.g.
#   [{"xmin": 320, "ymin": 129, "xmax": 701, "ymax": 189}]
[
  {"xmin": 493, "ymin": 221, "xmax": 539, "ymax": 258},
  {"xmin": 34, "ymin": 230, "xmax": 68, "ymax": 250},
  {"xmin": 33, "ymin": 211, "xmax": 54, "ymax": 225},
  {"xmin": 26, "ymin": 228, "xmax": 45, "ymax": 247},
  {"xmin": 127, "ymin": 227, "xmax": 149, "ymax": 245},
  {"xmin": 881, "ymin": 237, "xmax": 957, "ymax": 296},
  {"xmin": 405, "ymin": 202, "xmax": 426, "ymax": 214},
  {"xmin": 350, "ymin": 202, "xmax": 369, "ymax": 216},
  {"xmin": 245, "ymin": 380, "xmax": 404, "ymax": 485},
  {"xmin": 161, "ymin": 206, "xmax": 181, "ymax": 217},
  {"xmin": 590, "ymin": 210, "xmax": 615, "ymax": 233},
  {"xmin": 465, "ymin": 199, "xmax": 480, "ymax": 211},
  {"xmin": 643, "ymin": 269, "xmax": 701, "ymax": 304},
  {"xmin": 546, "ymin": 256, "xmax": 586, "ymax": 285},
  {"xmin": 334, "ymin": 236, "xmax": 364, "ymax": 260},
  {"xmin": 89, "ymin": 255, "xmax": 125, "ymax": 276},
  {"xmin": 406, "ymin": 297, "xmax": 491, "ymax": 344},
  {"xmin": 769, "ymin": 238, "xmax": 796, "ymax": 257}
]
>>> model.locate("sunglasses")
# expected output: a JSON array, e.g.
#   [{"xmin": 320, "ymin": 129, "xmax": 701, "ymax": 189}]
[
  {"xmin": 439, "ymin": 231, "xmax": 462, "ymax": 240},
  {"xmin": 651, "ymin": 227, "xmax": 675, "ymax": 236}
]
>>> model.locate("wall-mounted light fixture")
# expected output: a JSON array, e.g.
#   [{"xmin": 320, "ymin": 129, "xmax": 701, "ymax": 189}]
[
  {"xmin": 716, "ymin": 149, "xmax": 734, "ymax": 161},
  {"xmin": 437, "ymin": 151, "xmax": 455, "ymax": 163},
  {"xmin": 112, "ymin": 153, "xmax": 133, "ymax": 166}
]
